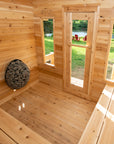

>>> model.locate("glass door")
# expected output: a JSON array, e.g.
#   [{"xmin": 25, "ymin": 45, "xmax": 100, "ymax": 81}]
[{"xmin": 64, "ymin": 12, "xmax": 94, "ymax": 94}]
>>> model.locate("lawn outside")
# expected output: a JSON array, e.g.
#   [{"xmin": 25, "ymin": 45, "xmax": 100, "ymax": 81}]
[
  {"xmin": 107, "ymin": 39, "xmax": 114, "ymax": 80},
  {"xmin": 44, "ymin": 36, "xmax": 114, "ymax": 80}
]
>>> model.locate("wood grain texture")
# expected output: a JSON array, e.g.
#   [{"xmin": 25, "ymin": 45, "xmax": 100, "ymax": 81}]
[
  {"xmin": 63, "ymin": 7, "xmax": 97, "ymax": 99},
  {"xmin": 0, "ymin": 129, "xmax": 16, "ymax": 144},
  {"xmin": 0, "ymin": 68, "xmax": 39, "ymax": 106},
  {"xmin": 0, "ymin": 1, "xmax": 38, "ymax": 101},
  {"xmin": 1, "ymin": 82, "xmax": 96, "ymax": 144},
  {"xmin": 34, "ymin": 0, "xmax": 114, "ymax": 102},
  {"xmin": 0, "ymin": 0, "xmax": 33, "ymax": 6},
  {"xmin": 97, "ymin": 88, "xmax": 114, "ymax": 144},
  {"xmin": 79, "ymin": 85, "xmax": 114, "ymax": 144},
  {"xmin": 0, "ymin": 108, "xmax": 51, "ymax": 144}
]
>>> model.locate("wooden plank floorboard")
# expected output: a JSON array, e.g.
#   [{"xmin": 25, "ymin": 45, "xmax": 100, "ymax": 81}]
[
  {"xmin": 0, "ymin": 108, "xmax": 51, "ymax": 144},
  {"xmin": 78, "ymin": 85, "xmax": 114, "ymax": 144},
  {"xmin": 0, "ymin": 82, "xmax": 96, "ymax": 144},
  {"xmin": 0, "ymin": 129, "xmax": 16, "ymax": 144},
  {"xmin": 97, "ymin": 88, "xmax": 114, "ymax": 144}
]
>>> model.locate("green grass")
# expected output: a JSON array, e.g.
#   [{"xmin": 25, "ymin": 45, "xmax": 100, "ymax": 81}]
[
  {"xmin": 44, "ymin": 36, "xmax": 86, "ymax": 70},
  {"xmin": 72, "ymin": 37, "xmax": 86, "ymax": 70},
  {"xmin": 72, "ymin": 37, "xmax": 86, "ymax": 45},
  {"xmin": 108, "ymin": 39, "xmax": 114, "ymax": 64},
  {"xmin": 107, "ymin": 38, "xmax": 114, "ymax": 79},
  {"xmin": 44, "ymin": 36, "xmax": 54, "ymax": 55},
  {"xmin": 44, "ymin": 36, "xmax": 114, "ymax": 78},
  {"xmin": 71, "ymin": 45, "xmax": 86, "ymax": 70}
]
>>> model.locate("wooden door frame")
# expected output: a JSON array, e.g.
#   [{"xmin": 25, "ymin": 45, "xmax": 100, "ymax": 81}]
[
  {"xmin": 63, "ymin": 4, "xmax": 100, "ymax": 98},
  {"xmin": 105, "ymin": 19, "xmax": 114, "ymax": 86}
]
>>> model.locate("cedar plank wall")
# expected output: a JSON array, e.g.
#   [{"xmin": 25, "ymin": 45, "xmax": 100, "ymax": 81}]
[
  {"xmin": 34, "ymin": 0, "xmax": 114, "ymax": 102},
  {"xmin": 0, "ymin": 0, "xmax": 38, "ymax": 102}
]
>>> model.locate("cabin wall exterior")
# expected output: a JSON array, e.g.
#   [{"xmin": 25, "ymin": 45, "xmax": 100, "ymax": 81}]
[
  {"xmin": 34, "ymin": 0, "xmax": 114, "ymax": 102},
  {"xmin": 0, "ymin": 0, "xmax": 38, "ymax": 102}
]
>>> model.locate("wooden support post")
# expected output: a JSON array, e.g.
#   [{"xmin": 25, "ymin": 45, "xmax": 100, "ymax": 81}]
[{"xmin": 111, "ymin": 64, "xmax": 114, "ymax": 80}]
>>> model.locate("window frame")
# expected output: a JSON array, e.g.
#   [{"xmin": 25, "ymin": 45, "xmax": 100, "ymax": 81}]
[
  {"xmin": 63, "ymin": 4, "xmax": 100, "ymax": 95},
  {"xmin": 105, "ymin": 21, "xmax": 114, "ymax": 86},
  {"xmin": 41, "ymin": 17, "xmax": 55, "ymax": 67}
]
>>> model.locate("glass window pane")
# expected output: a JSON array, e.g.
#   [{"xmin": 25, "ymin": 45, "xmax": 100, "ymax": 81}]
[
  {"xmin": 71, "ymin": 46, "xmax": 86, "ymax": 87},
  {"xmin": 106, "ymin": 24, "xmax": 114, "ymax": 81},
  {"xmin": 43, "ymin": 19, "xmax": 54, "ymax": 65},
  {"xmin": 72, "ymin": 20, "xmax": 88, "ymax": 45}
]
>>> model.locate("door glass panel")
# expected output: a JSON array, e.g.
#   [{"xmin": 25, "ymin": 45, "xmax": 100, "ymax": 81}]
[
  {"xmin": 71, "ymin": 46, "xmax": 86, "ymax": 87},
  {"xmin": 72, "ymin": 20, "xmax": 88, "ymax": 45}
]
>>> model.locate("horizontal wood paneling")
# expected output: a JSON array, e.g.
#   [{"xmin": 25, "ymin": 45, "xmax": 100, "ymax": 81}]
[
  {"xmin": 0, "ymin": 68, "xmax": 39, "ymax": 106},
  {"xmin": 0, "ymin": 0, "xmax": 33, "ymax": 6},
  {"xmin": 34, "ymin": 0, "xmax": 114, "ymax": 102},
  {"xmin": 39, "ymin": 70, "xmax": 63, "ymax": 89},
  {"xmin": 0, "ymin": 1, "xmax": 38, "ymax": 101}
]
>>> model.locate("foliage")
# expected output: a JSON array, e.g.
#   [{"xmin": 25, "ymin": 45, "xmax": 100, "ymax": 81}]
[
  {"xmin": 43, "ymin": 20, "xmax": 88, "ymax": 34},
  {"xmin": 72, "ymin": 20, "xmax": 88, "ymax": 31},
  {"xmin": 43, "ymin": 19, "xmax": 53, "ymax": 34},
  {"xmin": 112, "ymin": 27, "xmax": 114, "ymax": 34}
]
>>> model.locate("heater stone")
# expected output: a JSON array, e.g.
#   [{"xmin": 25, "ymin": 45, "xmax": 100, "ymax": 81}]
[{"xmin": 5, "ymin": 59, "xmax": 30, "ymax": 89}]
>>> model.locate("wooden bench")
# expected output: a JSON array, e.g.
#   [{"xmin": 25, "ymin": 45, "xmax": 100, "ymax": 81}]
[{"xmin": 78, "ymin": 85, "xmax": 114, "ymax": 144}]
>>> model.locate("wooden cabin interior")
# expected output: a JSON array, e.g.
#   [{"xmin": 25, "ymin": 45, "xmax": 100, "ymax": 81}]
[{"xmin": 0, "ymin": 0, "xmax": 114, "ymax": 144}]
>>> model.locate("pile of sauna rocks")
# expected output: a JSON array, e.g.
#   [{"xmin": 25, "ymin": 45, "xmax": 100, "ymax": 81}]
[{"xmin": 5, "ymin": 59, "xmax": 30, "ymax": 89}]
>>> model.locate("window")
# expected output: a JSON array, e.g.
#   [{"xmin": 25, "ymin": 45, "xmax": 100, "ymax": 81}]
[
  {"xmin": 71, "ymin": 46, "xmax": 86, "ymax": 87},
  {"xmin": 106, "ymin": 24, "xmax": 114, "ymax": 82},
  {"xmin": 71, "ymin": 20, "xmax": 88, "ymax": 87},
  {"xmin": 72, "ymin": 20, "xmax": 88, "ymax": 45},
  {"xmin": 43, "ymin": 19, "xmax": 54, "ymax": 66}
]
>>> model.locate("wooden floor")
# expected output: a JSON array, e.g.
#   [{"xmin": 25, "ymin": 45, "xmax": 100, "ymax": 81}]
[
  {"xmin": 0, "ymin": 82, "xmax": 96, "ymax": 144},
  {"xmin": 0, "ymin": 129, "xmax": 16, "ymax": 144}
]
